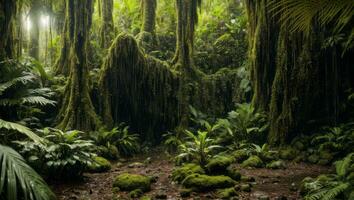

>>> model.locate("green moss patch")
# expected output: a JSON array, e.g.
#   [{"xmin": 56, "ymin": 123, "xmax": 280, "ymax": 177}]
[
  {"xmin": 113, "ymin": 173, "xmax": 152, "ymax": 192},
  {"xmin": 266, "ymin": 160, "xmax": 286, "ymax": 169},
  {"xmin": 232, "ymin": 149, "xmax": 249, "ymax": 163},
  {"xmin": 217, "ymin": 187, "xmax": 238, "ymax": 199},
  {"xmin": 205, "ymin": 155, "xmax": 235, "ymax": 174},
  {"xmin": 241, "ymin": 155, "xmax": 263, "ymax": 168},
  {"xmin": 171, "ymin": 163, "xmax": 205, "ymax": 183},
  {"xmin": 181, "ymin": 174, "xmax": 235, "ymax": 191},
  {"xmin": 88, "ymin": 156, "xmax": 112, "ymax": 173}
]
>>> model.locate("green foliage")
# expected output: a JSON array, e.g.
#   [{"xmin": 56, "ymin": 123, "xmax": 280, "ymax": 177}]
[
  {"xmin": 216, "ymin": 103, "xmax": 268, "ymax": 145},
  {"xmin": 15, "ymin": 128, "xmax": 96, "ymax": 178},
  {"xmin": 311, "ymin": 123, "xmax": 354, "ymax": 157},
  {"xmin": 301, "ymin": 153, "xmax": 354, "ymax": 200},
  {"xmin": 0, "ymin": 58, "xmax": 56, "ymax": 132},
  {"xmin": 0, "ymin": 145, "xmax": 55, "ymax": 200},
  {"xmin": 269, "ymin": 0, "xmax": 354, "ymax": 51},
  {"xmin": 177, "ymin": 129, "xmax": 222, "ymax": 167},
  {"xmin": 90, "ymin": 123, "xmax": 140, "ymax": 157}
]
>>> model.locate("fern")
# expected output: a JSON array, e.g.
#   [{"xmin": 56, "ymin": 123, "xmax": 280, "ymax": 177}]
[
  {"xmin": 0, "ymin": 119, "xmax": 43, "ymax": 143},
  {"xmin": 0, "ymin": 145, "xmax": 55, "ymax": 200}
]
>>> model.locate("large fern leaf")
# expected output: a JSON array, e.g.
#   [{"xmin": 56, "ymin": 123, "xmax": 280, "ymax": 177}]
[
  {"xmin": 0, "ymin": 145, "xmax": 55, "ymax": 200},
  {"xmin": 0, "ymin": 119, "xmax": 43, "ymax": 143}
]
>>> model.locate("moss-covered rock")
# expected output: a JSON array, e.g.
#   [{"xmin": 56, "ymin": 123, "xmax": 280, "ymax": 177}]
[
  {"xmin": 227, "ymin": 166, "xmax": 241, "ymax": 181},
  {"xmin": 307, "ymin": 154, "xmax": 320, "ymax": 164},
  {"xmin": 279, "ymin": 147, "xmax": 297, "ymax": 160},
  {"xmin": 266, "ymin": 160, "xmax": 286, "ymax": 169},
  {"xmin": 171, "ymin": 163, "xmax": 205, "ymax": 183},
  {"xmin": 217, "ymin": 187, "xmax": 238, "ymax": 199},
  {"xmin": 261, "ymin": 151, "xmax": 279, "ymax": 162},
  {"xmin": 113, "ymin": 173, "xmax": 151, "ymax": 192},
  {"xmin": 240, "ymin": 183, "xmax": 251, "ymax": 192},
  {"xmin": 179, "ymin": 188, "xmax": 193, "ymax": 197},
  {"xmin": 232, "ymin": 149, "xmax": 249, "ymax": 163},
  {"xmin": 241, "ymin": 155, "xmax": 263, "ymax": 168},
  {"xmin": 206, "ymin": 155, "xmax": 235, "ymax": 174},
  {"xmin": 87, "ymin": 156, "xmax": 111, "ymax": 173},
  {"xmin": 181, "ymin": 174, "xmax": 236, "ymax": 191},
  {"xmin": 241, "ymin": 176, "xmax": 255, "ymax": 182},
  {"xmin": 140, "ymin": 196, "xmax": 152, "ymax": 200},
  {"xmin": 318, "ymin": 151, "xmax": 334, "ymax": 165},
  {"xmin": 129, "ymin": 189, "xmax": 143, "ymax": 198}
]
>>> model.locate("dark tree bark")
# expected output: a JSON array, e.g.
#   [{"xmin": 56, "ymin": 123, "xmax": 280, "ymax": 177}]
[
  {"xmin": 28, "ymin": 1, "xmax": 41, "ymax": 60},
  {"xmin": 57, "ymin": 0, "xmax": 100, "ymax": 131},
  {"xmin": 99, "ymin": 0, "xmax": 114, "ymax": 48},
  {"xmin": 0, "ymin": 0, "xmax": 16, "ymax": 59},
  {"xmin": 141, "ymin": 0, "xmax": 156, "ymax": 34},
  {"xmin": 54, "ymin": 3, "xmax": 70, "ymax": 75}
]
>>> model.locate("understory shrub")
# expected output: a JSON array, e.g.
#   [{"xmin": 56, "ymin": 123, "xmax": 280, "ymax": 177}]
[{"xmin": 15, "ymin": 128, "xmax": 96, "ymax": 179}]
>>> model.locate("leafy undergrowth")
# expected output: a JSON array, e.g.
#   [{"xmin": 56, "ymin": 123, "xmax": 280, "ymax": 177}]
[{"xmin": 52, "ymin": 148, "xmax": 331, "ymax": 200}]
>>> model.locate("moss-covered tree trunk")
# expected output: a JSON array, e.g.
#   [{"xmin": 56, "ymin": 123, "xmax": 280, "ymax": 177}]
[
  {"xmin": 141, "ymin": 0, "xmax": 156, "ymax": 34},
  {"xmin": 99, "ymin": 0, "xmax": 114, "ymax": 49},
  {"xmin": 54, "ymin": 4, "xmax": 70, "ymax": 75},
  {"xmin": 0, "ymin": 0, "xmax": 16, "ymax": 59},
  {"xmin": 244, "ymin": 0, "xmax": 277, "ymax": 111},
  {"xmin": 28, "ymin": 1, "xmax": 41, "ymax": 60},
  {"xmin": 245, "ymin": 0, "xmax": 354, "ymax": 144},
  {"xmin": 57, "ymin": 0, "xmax": 100, "ymax": 131}
]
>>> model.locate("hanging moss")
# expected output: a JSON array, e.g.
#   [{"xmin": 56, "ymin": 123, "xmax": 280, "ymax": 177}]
[
  {"xmin": 99, "ymin": 33, "xmax": 179, "ymax": 140},
  {"xmin": 98, "ymin": 33, "xmax": 244, "ymax": 140},
  {"xmin": 245, "ymin": 0, "xmax": 354, "ymax": 144},
  {"xmin": 56, "ymin": 0, "xmax": 101, "ymax": 131}
]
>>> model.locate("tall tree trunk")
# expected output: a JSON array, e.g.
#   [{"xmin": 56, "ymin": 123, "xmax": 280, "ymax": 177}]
[
  {"xmin": 54, "ymin": 3, "xmax": 70, "ymax": 75},
  {"xmin": 28, "ymin": 1, "xmax": 41, "ymax": 60},
  {"xmin": 57, "ymin": 0, "xmax": 100, "ymax": 131},
  {"xmin": 244, "ymin": 0, "xmax": 277, "ymax": 111},
  {"xmin": 141, "ymin": 0, "xmax": 156, "ymax": 33},
  {"xmin": 0, "ymin": 0, "xmax": 16, "ymax": 59},
  {"xmin": 99, "ymin": 0, "xmax": 114, "ymax": 48}
]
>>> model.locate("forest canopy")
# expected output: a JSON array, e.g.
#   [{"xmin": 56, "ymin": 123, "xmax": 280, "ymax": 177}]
[{"xmin": 0, "ymin": 0, "xmax": 353, "ymax": 199}]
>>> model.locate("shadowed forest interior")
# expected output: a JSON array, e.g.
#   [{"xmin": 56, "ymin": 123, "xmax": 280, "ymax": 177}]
[{"xmin": 0, "ymin": 0, "xmax": 354, "ymax": 199}]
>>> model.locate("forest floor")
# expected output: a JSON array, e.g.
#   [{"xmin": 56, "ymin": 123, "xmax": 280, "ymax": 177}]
[{"xmin": 52, "ymin": 148, "xmax": 332, "ymax": 200}]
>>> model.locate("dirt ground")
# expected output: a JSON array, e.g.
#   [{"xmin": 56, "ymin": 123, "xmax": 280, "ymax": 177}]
[{"xmin": 52, "ymin": 150, "xmax": 332, "ymax": 200}]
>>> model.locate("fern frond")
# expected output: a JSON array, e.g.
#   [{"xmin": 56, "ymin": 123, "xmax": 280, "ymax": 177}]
[
  {"xmin": 0, "ymin": 119, "xmax": 43, "ymax": 143},
  {"xmin": 0, "ymin": 145, "xmax": 55, "ymax": 200}
]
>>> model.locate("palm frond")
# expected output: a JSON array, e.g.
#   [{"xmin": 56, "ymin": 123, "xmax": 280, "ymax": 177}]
[
  {"xmin": 0, "ymin": 119, "xmax": 43, "ymax": 143},
  {"xmin": 0, "ymin": 145, "xmax": 55, "ymax": 200}
]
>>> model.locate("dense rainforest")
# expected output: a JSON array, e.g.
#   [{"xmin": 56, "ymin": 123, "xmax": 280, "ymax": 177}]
[{"xmin": 0, "ymin": 0, "xmax": 354, "ymax": 199}]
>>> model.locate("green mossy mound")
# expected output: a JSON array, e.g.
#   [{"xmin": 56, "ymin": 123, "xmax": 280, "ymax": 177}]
[
  {"xmin": 113, "ymin": 173, "xmax": 152, "ymax": 192},
  {"xmin": 129, "ymin": 189, "xmax": 144, "ymax": 198},
  {"xmin": 205, "ymin": 155, "xmax": 235, "ymax": 174},
  {"xmin": 266, "ymin": 160, "xmax": 286, "ymax": 169},
  {"xmin": 226, "ymin": 166, "xmax": 241, "ymax": 181},
  {"xmin": 307, "ymin": 154, "xmax": 320, "ymax": 164},
  {"xmin": 172, "ymin": 163, "xmax": 205, "ymax": 183},
  {"xmin": 241, "ymin": 155, "xmax": 263, "ymax": 168},
  {"xmin": 279, "ymin": 147, "xmax": 297, "ymax": 160},
  {"xmin": 87, "ymin": 156, "xmax": 111, "ymax": 173},
  {"xmin": 217, "ymin": 187, "xmax": 238, "ymax": 199},
  {"xmin": 232, "ymin": 149, "xmax": 249, "ymax": 163},
  {"xmin": 181, "ymin": 174, "xmax": 236, "ymax": 191}
]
